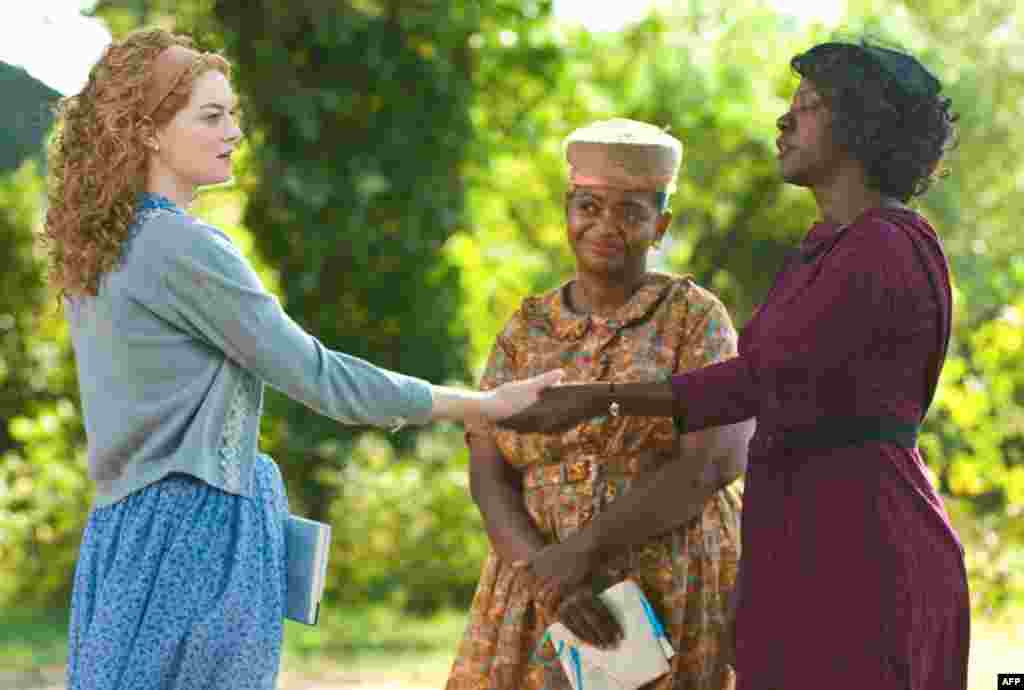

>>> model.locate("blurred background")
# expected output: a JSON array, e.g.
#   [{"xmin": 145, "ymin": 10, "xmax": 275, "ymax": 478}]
[{"xmin": 1, "ymin": 1, "xmax": 1020, "ymax": 688}]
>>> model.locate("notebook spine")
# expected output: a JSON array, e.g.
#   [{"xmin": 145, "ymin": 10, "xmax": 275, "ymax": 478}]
[{"xmin": 312, "ymin": 525, "xmax": 330, "ymax": 614}]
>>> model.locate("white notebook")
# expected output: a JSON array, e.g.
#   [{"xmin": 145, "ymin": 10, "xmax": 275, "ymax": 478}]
[
  {"xmin": 545, "ymin": 579, "xmax": 675, "ymax": 690},
  {"xmin": 283, "ymin": 515, "xmax": 331, "ymax": 625}
]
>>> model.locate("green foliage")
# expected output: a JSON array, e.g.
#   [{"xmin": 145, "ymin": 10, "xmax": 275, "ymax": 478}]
[
  {"xmin": 0, "ymin": 162, "xmax": 49, "ymax": 426},
  {"xmin": 927, "ymin": 286, "xmax": 1024, "ymax": 612},
  {"xmin": 0, "ymin": 162, "xmax": 90, "ymax": 607},
  {"xmin": 318, "ymin": 426, "xmax": 488, "ymax": 614},
  {"xmin": 283, "ymin": 603, "xmax": 468, "ymax": 668},
  {"xmin": 0, "ymin": 608, "xmax": 68, "ymax": 673}
]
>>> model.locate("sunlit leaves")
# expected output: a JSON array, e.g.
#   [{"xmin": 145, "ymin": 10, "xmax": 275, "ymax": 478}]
[{"xmin": 321, "ymin": 427, "xmax": 489, "ymax": 613}]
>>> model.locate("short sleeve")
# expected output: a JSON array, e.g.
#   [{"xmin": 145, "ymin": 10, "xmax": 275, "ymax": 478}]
[
  {"xmin": 678, "ymin": 291, "xmax": 740, "ymax": 373},
  {"xmin": 672, "ymin": 288, "xmax": 739, "ymax": 433}
]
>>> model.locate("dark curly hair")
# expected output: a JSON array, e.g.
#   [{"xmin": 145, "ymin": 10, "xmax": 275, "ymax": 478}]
[{"xmin": 790, "ymin": 41, "xmax": 958, "ymax": 202}]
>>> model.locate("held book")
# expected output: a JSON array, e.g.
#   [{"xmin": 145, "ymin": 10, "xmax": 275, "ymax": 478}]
[
  {"xmin": 284, "ymin": 514, "xmax": 331, "ymax": 626},
  {"xmin": 545, "ymin": 579, "xmax": 675, "ymax": 690}
]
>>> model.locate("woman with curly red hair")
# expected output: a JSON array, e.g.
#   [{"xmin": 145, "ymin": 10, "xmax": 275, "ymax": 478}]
[{"xmin": 47, "ymin": 28, "xmax": 559, "ymax": 690}]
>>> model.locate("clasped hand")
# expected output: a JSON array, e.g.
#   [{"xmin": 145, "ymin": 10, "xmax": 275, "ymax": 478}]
[
  {"xmin": 483, "ymin": 369, "xmax": 565, "ymax": 422},
  {"xmin": 514, "ymin": 537, "xmax": 622, "ymax": 649},
  {"xmin": 496, "ymin": 383, "xmax": 606, "ymax": 434}
]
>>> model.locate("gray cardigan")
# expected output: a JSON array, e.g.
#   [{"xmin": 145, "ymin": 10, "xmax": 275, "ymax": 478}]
[{"xmin": 67, "ymin": 199, "xmax": 434, "ymax": 507}]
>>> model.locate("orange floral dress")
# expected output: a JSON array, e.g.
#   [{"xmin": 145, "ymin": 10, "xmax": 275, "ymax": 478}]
[{"xmin": 446, "ymin": 273, "xmax": 742, "ymax": 690}]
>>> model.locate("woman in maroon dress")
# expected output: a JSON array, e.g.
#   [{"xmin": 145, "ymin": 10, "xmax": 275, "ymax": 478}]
[{"xmin": 500, "ymin": 41, "xmax": 969, "ymax": 690}]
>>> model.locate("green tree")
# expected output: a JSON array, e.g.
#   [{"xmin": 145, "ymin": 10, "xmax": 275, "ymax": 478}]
[
  {"xmin": 0, "ymin": 161, "xmax": 89, "ymax": 606},
  {"xmin": 208, "ymin": 0, "xmax": 468, "ymax": 520}
]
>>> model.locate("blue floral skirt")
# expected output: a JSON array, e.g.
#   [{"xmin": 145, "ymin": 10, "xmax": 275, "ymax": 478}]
[{"xmin": 67, "ymin": 455, "xmax": 288, "ymax": 690}]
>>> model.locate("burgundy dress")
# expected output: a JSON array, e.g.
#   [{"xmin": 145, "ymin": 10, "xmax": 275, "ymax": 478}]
[{"xmin": 671, "ymin": 207, "xmax": 969, "ymax": 689}]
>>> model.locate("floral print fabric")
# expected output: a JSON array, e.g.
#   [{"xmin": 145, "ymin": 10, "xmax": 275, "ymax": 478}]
[
  {"xmin": 446, "ymin": 272, "xmax": 742, "ymax": 690},
  {"xmin": 66, "ymin": 454, "xmax": 288, "ymax": 690}
]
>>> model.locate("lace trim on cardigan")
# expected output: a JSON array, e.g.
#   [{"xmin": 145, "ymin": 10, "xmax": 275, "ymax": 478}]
[{"xmin": 219, "ymin": 372, "xmax": 262, "ymax": 492}]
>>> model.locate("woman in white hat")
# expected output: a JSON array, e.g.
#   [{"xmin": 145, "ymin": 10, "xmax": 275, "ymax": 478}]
[{"xmin": 445, "ymin": 119, "xmax": 754, "ymax": 689}]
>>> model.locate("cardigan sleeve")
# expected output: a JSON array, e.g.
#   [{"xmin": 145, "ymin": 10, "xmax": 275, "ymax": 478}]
[
  {"xmin": 671, "ymin": 215, "xmax": 929, "ymax": 433},
  {"xmin": 133, "ymin": 212, "xmax": 434, "ymax": 428}
]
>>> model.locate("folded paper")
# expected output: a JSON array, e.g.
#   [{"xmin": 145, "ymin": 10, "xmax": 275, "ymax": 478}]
[{"xmin": 545, "ymin": 579, "xmax": 675, "ymax": 690}]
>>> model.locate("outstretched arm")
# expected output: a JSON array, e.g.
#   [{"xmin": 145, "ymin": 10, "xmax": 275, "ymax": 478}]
[
  {"xmin": 137, "ymin": 211, "xmax": 559, "ymax": 428},
  {"xmin": 429, "ymin": 369, "xmax": 564, "ymax": 426}
]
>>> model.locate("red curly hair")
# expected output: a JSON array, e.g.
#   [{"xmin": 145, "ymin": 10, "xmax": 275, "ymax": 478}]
[{"xmin": 43, "ymin": 28, "xmax": 231, "ymax": 297}]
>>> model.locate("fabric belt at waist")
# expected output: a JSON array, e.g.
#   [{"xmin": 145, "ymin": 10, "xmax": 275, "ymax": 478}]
[{"xmin": 758, "ymin": 416, "xmax": 920, "ymax": 452}]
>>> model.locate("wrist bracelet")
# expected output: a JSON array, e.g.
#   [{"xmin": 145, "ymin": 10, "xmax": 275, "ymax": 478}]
[{"xmin": 608, "ymin": 381, "xmax": 620, "ymax": 417}]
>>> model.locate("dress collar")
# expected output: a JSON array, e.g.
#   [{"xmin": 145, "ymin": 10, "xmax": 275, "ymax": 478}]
[
  {"xmin": 135, "ymin": 192, "xmax": 185, "ymax": 216},
  {"xmin": 523, "ymin": 272, "xmax": 679, "ymax": 341},
  {"xmin": 799, "ymin": 219, "xmax": 848, "ymax": 263},
  {"xmin": 799, "ymin": 205, "xmax": 920, "ymax": 263}
]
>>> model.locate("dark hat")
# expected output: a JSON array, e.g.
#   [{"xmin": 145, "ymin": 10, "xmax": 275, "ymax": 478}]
[{"xmin": 794, "ymin": 41, "xmax": 941, "ymax": 99}]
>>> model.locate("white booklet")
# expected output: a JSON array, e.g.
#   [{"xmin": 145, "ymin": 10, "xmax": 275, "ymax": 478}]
[
  {"xmin": 545, "ymin": 579, "xmax": 675, "ymax": 690},
  {"xmin": 283, "ymin": 514, "xmax": 331, "ymax": 625}
]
